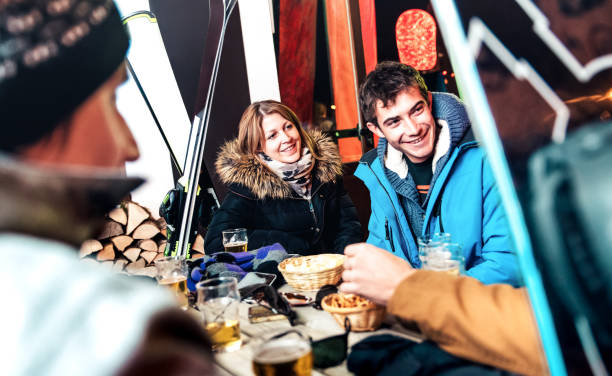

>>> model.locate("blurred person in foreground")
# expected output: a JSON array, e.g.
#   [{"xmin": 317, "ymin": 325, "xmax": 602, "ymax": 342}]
[
  {"xmin": 355, "ymin": 61, "xmax": 520, "ymax": 286},
  {"xmin": 204, "ymin": 100, "xmax": 361, "ymax": 255},
  {"xmin": 0, "ymin": 1, "xmax": 213, "ymax": 375},
  {"xmin": 341, "ymin": 243, "xmax": 546, "ymax": 376}
]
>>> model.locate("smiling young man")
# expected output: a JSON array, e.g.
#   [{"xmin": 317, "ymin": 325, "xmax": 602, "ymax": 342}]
[{"xmin": 353, "ymin": 61, "xmax": 520, "ymax": 285}]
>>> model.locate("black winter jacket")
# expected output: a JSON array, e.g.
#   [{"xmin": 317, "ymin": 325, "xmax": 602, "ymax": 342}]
[{"xmin": 204, "ymin": 130, "xmax": 362, "ymax": 255}]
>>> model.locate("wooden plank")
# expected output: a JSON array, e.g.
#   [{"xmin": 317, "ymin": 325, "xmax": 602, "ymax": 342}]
[
  {"xmin": 278, "ymin": 0, "xmax": 317, "ymax": 125},
  {"xmin": 324, "ymin": 0, "xmax": 363, "ymax": 163}
]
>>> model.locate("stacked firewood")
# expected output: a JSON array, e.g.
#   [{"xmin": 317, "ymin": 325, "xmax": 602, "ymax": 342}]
[{"xmin": 79, "ymin": 201, "xmax": 168, "ymax": 277}]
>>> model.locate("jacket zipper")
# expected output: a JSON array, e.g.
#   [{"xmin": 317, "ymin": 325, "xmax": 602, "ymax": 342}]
[
  {"xmin": 363, "ymin": 163, "xmax": 410, "ymax": 260},
  {"xmin": 385, "ymin": 219, "xmax": 396, "ymax": 253},
  {"xmin": 307, "ymin": 198, "xmax": 318, "ymax": 228},
  {"xmin": 422, "ymin": 141, "xmax": 477, "ymax": 231}
]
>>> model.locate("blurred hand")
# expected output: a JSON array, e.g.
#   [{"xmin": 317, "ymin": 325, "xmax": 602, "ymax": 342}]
[{"xmin": 340, "ymin": 243, "xmax": 414, "ymax": 306}]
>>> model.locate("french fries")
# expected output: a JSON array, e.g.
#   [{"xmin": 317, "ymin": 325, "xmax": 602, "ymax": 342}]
[{"xmin": 325, "ymin": 293, "xmax": 375, "ymax": 309}]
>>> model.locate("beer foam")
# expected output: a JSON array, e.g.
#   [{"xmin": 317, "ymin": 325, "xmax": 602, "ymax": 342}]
[{"xmin": 253, "ymin": 339, "xmax": 310, "ymax": 364}]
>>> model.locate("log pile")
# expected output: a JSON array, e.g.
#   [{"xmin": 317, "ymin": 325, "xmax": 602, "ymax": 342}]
[{"xmin": 79, "ymin": 201, "xmax": 168, "ymax": 277}]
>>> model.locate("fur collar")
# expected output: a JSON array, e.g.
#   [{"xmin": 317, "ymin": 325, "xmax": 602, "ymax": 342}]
[{"xmin": 215, "ymin": 130, "xmax": 342, "ymax": 200}]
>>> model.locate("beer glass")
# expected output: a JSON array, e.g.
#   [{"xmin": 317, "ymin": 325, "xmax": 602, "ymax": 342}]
[
  {"xmin": 418, "ymin": 233, "xmax": 452, "ymax": 265},
  {"xmin": 154, "ymin": 256, "xmax": 189, "ymax": 310},
  {"xmin": 222, "ymin": 228, "xmax": 248, "ymax": 252},
  {"xmin": 197, "ymin": 277, "xmax": 241, "ymax": 351},
  {"xmin": 422, "ymin": 242, "xmax": 464, "ymax": 276},
  {"xmin": 252, "ymin": 330, "xmax": 313, "ymax": 376}
]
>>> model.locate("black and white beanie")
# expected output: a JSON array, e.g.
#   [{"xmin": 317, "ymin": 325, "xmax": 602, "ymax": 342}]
[{"xmin": 0, "ymin": 0, "xmax": 129, "ymax": 151}]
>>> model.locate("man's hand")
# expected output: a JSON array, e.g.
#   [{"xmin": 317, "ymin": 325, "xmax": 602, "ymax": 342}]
[{"xmin": 340, "ymin": 243, "xmax": 415, "ymax": 306}]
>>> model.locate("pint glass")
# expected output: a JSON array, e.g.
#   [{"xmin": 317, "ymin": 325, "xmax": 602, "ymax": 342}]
[
  {"xmin": 222, "ymin": 228, "xmax": 248, "ymax": 252},
  {"xmin": 197, "ymin": 277, "xmax": 241, "ymax": 351},
  {"xmin": 154, "ymin": 256, "xmax": 189, "ymax": 310},
  {"xmin": 252, "ymin": 331, "xmax": 313, "ymax": 376}
]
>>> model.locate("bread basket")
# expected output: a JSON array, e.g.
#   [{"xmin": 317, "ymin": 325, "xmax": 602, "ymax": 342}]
[
  {"xmin": 321, "ymin": 293, "xmax": 386, "ymax": 332},
  {"xmin": 277, "ymin": 254, "xmax": 344, "ymax": 291}
]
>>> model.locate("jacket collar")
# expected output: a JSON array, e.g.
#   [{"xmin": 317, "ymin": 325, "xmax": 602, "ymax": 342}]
[
  {"xmin": 0, "ymin": 154, "xmax": 142, "ymax": 246},
  {"xmin": 215, "ymin": 129, "xmax": 342, "ymax": 200}
]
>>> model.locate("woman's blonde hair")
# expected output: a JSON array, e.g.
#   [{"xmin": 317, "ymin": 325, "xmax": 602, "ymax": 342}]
[{"xmin": 237, "ymin": 100, "xmax": 320, "ymax": 159}]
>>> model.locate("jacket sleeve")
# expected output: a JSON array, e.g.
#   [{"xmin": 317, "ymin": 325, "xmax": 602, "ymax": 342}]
[
  {"xmin": 387, "ymin": 271, "xmax": 547, "ymax": 376},
  {"xmin": 332, "ymin": 179, "xmax": 363, "ymax": 253},
  {"xmin": 466, "ymin": 157, "xmax": 521, "ymax": 287},
  {"xmin": 203, "ymin": 192, "xmax": 250, "ymax": 253}
]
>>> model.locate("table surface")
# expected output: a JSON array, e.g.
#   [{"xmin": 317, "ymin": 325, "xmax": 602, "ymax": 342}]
[{"xmin": 204, "ymin": 285, "xmax": 423, "ymax": 376}]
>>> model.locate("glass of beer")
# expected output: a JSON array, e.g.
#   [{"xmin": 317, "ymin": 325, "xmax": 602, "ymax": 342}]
[
  {"xmin": 418, "ymin": 233, "xmax": 452, "ymax": 266},
  {"xmin": 196, "ymin": 276, "xmax": 241, "ymax": 352},
  {"xmin": 154, "ymin": 256, "xmax": 189, "ymax": 310},
  {"xmin": 222, "ymin": 228, "xmax": 248, "ymax": 252},
  {"xmin": 252, "ymin": 330, "xmax": 313, "ymax": 376},
  {"xmin": 422, "ymin": 242, "xmax": 464, "ymax": 276}
]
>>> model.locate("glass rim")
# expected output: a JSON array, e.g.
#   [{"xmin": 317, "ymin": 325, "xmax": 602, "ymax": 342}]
[
  {"xmin": 154, "ymin": 255, "xmax": 186, "ymax": 264},
  {"xmin": 196, "ymin": 276, "xmax": 238, "ymax": 290},
  {"xmin": 222, "ymin": 228, "xmax": 247, "ymax": 234}
]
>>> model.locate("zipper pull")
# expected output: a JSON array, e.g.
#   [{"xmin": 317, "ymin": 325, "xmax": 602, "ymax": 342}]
[
  {"xmin": 308, "ymin": 199, "xmax": 314, "ymax": 213},
  {"xmin": 385, "ymin": 219, "xmax": 390, "ymax": 240},
  {"xmin": 385, "ymin": 219, "xmax": 396, "ymax": 253}
]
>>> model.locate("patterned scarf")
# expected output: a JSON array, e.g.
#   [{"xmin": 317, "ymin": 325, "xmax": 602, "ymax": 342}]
[{"xmin": 259, "ymin": 147, "xmax": 314, "ymax": 198}]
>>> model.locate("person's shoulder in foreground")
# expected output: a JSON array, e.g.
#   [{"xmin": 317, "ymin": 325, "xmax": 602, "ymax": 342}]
[{"xmin": 0, "ymin": 0, "xmax": 214, "ymax": 374}]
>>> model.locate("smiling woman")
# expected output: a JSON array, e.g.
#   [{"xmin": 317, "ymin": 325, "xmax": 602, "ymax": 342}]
[{"xmin": 204, "ymin": 100, "xmax": 362, "ymax": 255}]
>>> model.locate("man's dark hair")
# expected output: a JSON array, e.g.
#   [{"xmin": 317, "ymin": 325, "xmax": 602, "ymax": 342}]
[{"xmin": 359, "ymin": 61, "xmax": 428, "ymax": 126}]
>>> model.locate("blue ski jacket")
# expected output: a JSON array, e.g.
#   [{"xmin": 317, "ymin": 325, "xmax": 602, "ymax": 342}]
[{"xmin": 355, "ymin": 94, "xmax": 521, "ymax": 286}]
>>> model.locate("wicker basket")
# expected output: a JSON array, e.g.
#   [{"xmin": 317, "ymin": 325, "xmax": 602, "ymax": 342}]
[
  {"xmin": 277, "ymin": 254, "xmax": 344, "ymax": 291},
  {"xmin": 321, "ymin": 294, "xmax": 386, "ymax": 332}
]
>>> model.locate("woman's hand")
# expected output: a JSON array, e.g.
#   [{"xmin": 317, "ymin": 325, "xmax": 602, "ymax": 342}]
[{"xmin": 340, "ymin": 243, "xmax": 414, "ymax": 306}]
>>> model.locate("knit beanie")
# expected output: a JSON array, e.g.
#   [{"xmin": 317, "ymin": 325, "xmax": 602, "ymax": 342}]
[{"xmin": 0, "ymin": 0, "xmax": 129, "ymax": 151}]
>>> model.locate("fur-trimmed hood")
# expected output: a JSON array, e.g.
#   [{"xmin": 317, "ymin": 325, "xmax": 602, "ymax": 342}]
[{"xmin": 215, "ymin": 130, "xmax": 343, "ymax": 200}]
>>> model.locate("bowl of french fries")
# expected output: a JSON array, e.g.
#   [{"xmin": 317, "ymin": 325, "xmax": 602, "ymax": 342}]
[
  {"xmin": 321, "ymin": 292, "xmax": 386, "ymax": 331},
  {"xmin": 278, "ymin": 254, "xmax": 345, "ymax": 291}
]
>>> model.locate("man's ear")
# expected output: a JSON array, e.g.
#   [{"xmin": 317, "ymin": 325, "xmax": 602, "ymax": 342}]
[{"xmin": 366, "ymin": 122, "xmax": 385, "ymax": 138}]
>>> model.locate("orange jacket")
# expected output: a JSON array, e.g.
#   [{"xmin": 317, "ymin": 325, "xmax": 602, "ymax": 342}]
[{"xmin": 388, "ymin": 271, "xmax": 548, "ymax": 376}]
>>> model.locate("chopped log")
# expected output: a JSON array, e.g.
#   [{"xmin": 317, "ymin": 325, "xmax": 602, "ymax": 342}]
[
  {"xmin": 157, "ymin": 240, "xmax": 167, "ymax": 254},
  {"xmin": 155, "ymin": 217, "xmax": 168, "ymax": 238},
  {"xmin": 192, "ymin": 234, "xmax": 204, "ymax": 254},
  {"xmin": 125, "ymin": 258, "xmax": 146, "ymax": 274},
  {"xmin": 98, "ymin": 220, "xmax": 124, "ymax": 239},
  {"xmin": 124, "ymin": 247, "xmax": 142, "ymax": 263},
  {"xmin": 141, "ymin": 251, "xmax": 158, "ymax": 264},
  {"xmin": 153, "ymin": 252, "xmax": 166, "ymax": 262},
  {"xmin": 108, "ymin": 207, "xmax": 127, "ymax": 225},
  {"xmin": 131, "ymin": 266, "xmax": 157, "ymax": 278},
  {"xmin": 137, "ymin": 239, "xmax": 157, "ymax": 252},
  {"xmin": 111, "ymin": 235, "xmax": 133, "ymax": 252},
  {"xmin": 96, "ymin": 243, "xmax": 115, "ymax": 261},
  {"xmin": 113, "ymin": 259, "xmax": 128, "ymax": 272},
  {"xmin": 79, "ymin": 239, "xmax": 103, "ymax": 258},
  {"xmin": 132, "ymin": 221, "xmax": 160, "ymax": 239},
  {"xmin": 126, "ymin": 202, "xmax": 149, "ymax": 235},
  {"xmin": 155, "ymin": 217, "xmax": 167, "ymax": 230},
  {"xmin": 191, "ymin": 253, "xmax": 205, "ymax": 260}
]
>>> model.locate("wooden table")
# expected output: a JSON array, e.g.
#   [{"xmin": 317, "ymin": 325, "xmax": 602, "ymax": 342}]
[{"xmin": 208, "ymin": 285, "xmax": 423, "ymax": 376}]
